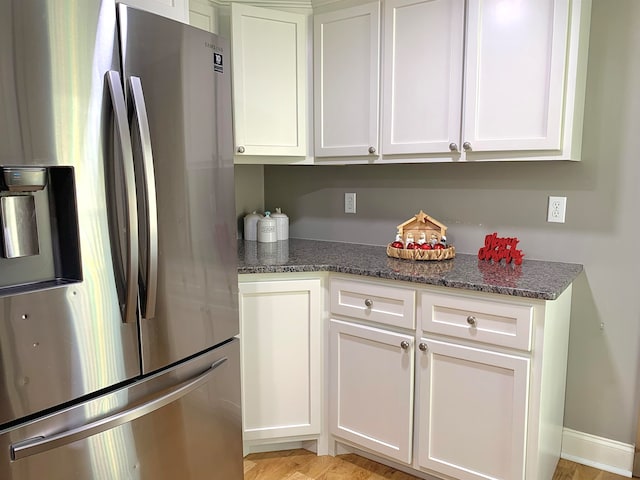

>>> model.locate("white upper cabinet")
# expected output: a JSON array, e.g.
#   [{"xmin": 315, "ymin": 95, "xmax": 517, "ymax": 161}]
[
  {"xmin": 188, "ymin": 0, "xmax": 218, "ymax": 33},
  {"xmin": 462, "ymin": 0, "xmax": 570, "ymax": 154},
  {"xmin": 381, "ymin": 0, "xmax": 464, "ymax": 155},
  {"xmin": 314, "ymin": 2, "xmax": 380, "ymax": 158},
  {"xmin": 122, "ymin": 0, "xmax": 188, "ymax": 22},
  {"xmin": 314, "ymin": 0, "xmax": 591, "ymax": 162},
  {"xmin": 231, "ymin": 4, "xmax": 307, "ymax": 157}
]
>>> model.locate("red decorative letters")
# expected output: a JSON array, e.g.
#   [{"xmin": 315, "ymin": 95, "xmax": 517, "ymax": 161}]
[{"xmin": 477, "ymin": 232, "xmax": 524, "ymax": 265}]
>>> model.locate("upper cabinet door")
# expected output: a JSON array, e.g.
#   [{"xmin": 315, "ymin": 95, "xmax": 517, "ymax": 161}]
[
  {"xmin": 462, "ymin": 0, "xmax": 570, "ymax": 153},
  {"xmin": 189, "ymin": 0, "xmax": 218, "ymax": 33},
  {"xmin": 382, "ymin": 0, "xmax": 464, "ymax": 155},
  {"xmin": 121, "ymin": 0, "xmax": 188, "ymax": 22},
  {"xmin": 314, "ymin": 2, "xmax": 380, "ymax": 158},
  {"xmin": 231, "ymin": 4, "xmax": 307, "ymax": 157}
]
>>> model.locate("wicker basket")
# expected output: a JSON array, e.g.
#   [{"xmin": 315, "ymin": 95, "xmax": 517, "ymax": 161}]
[{"xmin": 386, "ymin": 244, "xmax": 456, "ymax": 261}]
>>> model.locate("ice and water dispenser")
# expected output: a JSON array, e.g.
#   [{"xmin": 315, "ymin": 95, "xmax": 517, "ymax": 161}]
[
  {"xmin": 1, "ymin": 167, "xmax": 47, "ymax": 258},
  {"xmin": 0, "ymin": 166, "xmax": 81, "ymax": 294}
]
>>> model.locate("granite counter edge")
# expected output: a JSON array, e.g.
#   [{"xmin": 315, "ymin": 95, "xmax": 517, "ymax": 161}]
[{"xmin": 237, "ymin": 263, "xmax": 581, "ymax": 301}]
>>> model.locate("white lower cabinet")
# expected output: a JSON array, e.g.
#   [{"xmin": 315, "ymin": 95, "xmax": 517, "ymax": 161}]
[
  {"xmin": 416, "ymin": 338, "xmax": 529, "ymax": 480},
  {"xmin": 328, "ymin": 275, "xmax": 573, "ymax": 480},
  {"xmin": 238, "ymin": 277, "xmax": 322, "ymax": 445},
  {"xmin": 239, "ymin": 272, "xmax": 573, "ymax": 479},
  {"xmin": 329, "ymin": 319, "xmax": 414, "ymax": 464}
]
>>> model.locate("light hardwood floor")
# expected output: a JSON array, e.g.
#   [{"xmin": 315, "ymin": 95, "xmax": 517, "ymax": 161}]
[{"xmin": 244, "ymin": 449, "xmax": 629, "ymax": 480}]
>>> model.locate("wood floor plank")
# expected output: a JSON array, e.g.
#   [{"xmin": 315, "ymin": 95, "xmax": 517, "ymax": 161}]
[
  {"xmin": 244, "ymin": 449, "xmax": 629, "ymax": 480},
  {"xmin": 339, "ymin": 454, "xmax": 420, "ymax": 479},
  {"xmin": 553, "ymin": 458, "xmax": 628, "ymax": 480}
]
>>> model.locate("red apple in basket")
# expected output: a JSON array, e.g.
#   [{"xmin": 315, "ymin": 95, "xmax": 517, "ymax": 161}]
[
  {"xmin": 406, "ymin": 243, "xmax": 419, "ymax": 250},
  {"xmin": 391, "ymin": 241, "xmax": 404, "ymax": 248},
  {"xmin": 420, "ymin": 243, "xmax": 432, "ymax": 250}
]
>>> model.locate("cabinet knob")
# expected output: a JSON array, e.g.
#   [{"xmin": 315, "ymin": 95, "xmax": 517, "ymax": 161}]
[
  {"xmin": 364, "ymin": 298, "xmax": 373, "ymax": 308},
  {"xmin": 237, "ymin": 146, "xmax": 246, "ymax": 154},
  {"xmin": 462, "ymin": 142, "xmax": 472, "ymax": 151},
  {"xmin": 400, "ymin": 340, "xmax": 410, "ymax": 350},
  {"xmin": 419, "ymin": 342, "xmax": 428, "ymax": 352},
  {"xmin": 467, "ymin": 315, "xmax": 477, "ymax": 326},
  {"xmin": 368, "ymin": 146, "xmax": 376, "ymax": 154},
  {"xmin": 449, "ymin": 143, "xmax": 458, "ymax": 152}
]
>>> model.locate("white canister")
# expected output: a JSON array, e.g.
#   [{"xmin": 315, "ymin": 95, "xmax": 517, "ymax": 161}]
[
  {"xmin": 243, "ymin": 211, "xmax": 262, "ymax": 241},
  {"xmin": 271, "ymin": 207, "xmax": 289, "ymax": 241},
  {"xmin": 257, "ymin": 211, "xmax": 277, "ymax": 243}
]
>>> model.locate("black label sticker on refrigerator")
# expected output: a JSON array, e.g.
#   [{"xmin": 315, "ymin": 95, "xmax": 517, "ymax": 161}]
[{"xmin": 214, "ymin": 53, "xmax": 223, "ymax": 73}]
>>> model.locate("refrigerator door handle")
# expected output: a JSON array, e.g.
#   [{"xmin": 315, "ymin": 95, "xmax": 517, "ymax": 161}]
[
  {"xmin": 105, "ymin": 70, "xmax": 139, "ymax": 325},
  {"xmin": 10, "ymin": 357, "xmax": 229, "ymax": 461},
  {"xmin": 129, "ymin": 76, "xmax": 158, "ymax": 320}
]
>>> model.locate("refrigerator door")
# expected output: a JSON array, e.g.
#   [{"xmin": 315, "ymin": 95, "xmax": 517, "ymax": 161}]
[
  {"xmin": 118, "ymin": 5, "xmax": 239, "ymax": 374},
  {"xmin": 0, "ymin": 339, "xmax": 243, "ymax": 480},
  {"xmin": 0, "ymin": 0, "xmax": 140, "ymax": 425}
]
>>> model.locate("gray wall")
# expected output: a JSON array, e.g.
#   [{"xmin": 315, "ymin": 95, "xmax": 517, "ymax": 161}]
[
  {"xmin": 234, "ymin": 164, "xmax": 264, "ymax": 237},
  {"xmin": 262, "ymin": 1, "xmax": 640, "ymax": 444}
]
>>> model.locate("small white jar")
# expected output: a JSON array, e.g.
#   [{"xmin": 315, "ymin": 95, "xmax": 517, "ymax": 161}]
[
  {"xmin": 243, "ymin": 211, "xmax": 262, "ymax": 241},
  {"xmin": 271, "ymin": 208, "xmax": 289, "ymax": 241},
  {"xmin": 257, "ymin": 211, "xmax": 277, "ymax": 243}
]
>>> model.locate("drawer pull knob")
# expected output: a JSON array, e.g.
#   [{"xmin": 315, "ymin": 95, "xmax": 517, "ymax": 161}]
[
  {"xmin": 364, "ymin": 298, "xmax": 373, "ymax": 308},
  {"xmin": 467, "ymin": 315, "xmax": 477, "ymax": 326},
  {"xmin": 418, "ymin": 343, "xmax": 428, "ymax": 352},
  {"xmin": 400, "ymin": 341, "xmax": 410, "ymax": 350}
]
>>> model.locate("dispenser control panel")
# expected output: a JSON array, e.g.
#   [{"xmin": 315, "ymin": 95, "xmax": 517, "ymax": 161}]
[{"xmin": 2, "ymin": 167, "xmax": 47, "ymax": 192}]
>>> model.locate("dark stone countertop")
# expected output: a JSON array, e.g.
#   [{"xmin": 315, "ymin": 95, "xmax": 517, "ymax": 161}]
[{"xmin": 237, "ymin": 239, "xmax": 583, "ymax": 300}]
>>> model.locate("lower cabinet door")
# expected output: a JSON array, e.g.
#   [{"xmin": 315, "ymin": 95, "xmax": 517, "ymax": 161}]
[
  {"xmin": 329, "ymin": 319, "xmax": 414, "ymax": 464},
  {"xmin": 239, "ymin": 279, "xmax": 321, "ymax": 441},
  {"xmin": 417, "ymin": 338, "xmax": 529, "ymax": 480}
]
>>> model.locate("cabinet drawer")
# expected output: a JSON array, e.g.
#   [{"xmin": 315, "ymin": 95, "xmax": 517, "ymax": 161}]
[
  {"xmin": 330, "ymin": 278, "xmax": 415, "ymax": 329},
  {"xmin": 420, "ymin": 292, "xmax": 533, "ymax": 351}
]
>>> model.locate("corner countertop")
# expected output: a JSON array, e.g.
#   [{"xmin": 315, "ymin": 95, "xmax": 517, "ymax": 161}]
[{"xmin": 237, "ymin": 239, "xmax": 583, "ymax": 300}]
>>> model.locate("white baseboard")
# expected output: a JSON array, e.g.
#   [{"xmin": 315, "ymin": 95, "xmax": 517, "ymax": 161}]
[
  {"xmin": 561, "ymin": 428, "xmax": 634, "ymax": 477},
  {"xmin": 244, "ymin": 440, "xmax": 306, "ymax": 456}
]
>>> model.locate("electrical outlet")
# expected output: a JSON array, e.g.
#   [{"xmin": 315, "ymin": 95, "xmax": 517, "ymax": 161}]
[
  {"xmin": 547, "ymin": 196, "xmax": 567, "ymax": 223},
  {"xmin": 345, "ymin": 192, "xmax": 356, "ymax": 214}
]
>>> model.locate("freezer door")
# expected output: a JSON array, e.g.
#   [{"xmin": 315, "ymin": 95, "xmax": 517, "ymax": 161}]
[
  {"xmin": 0, "ymin": 0, "xmax": 140, "ymax": 425},
  {"xmin": 0, "ymin": 339, "xmax": 242, "ymax": 480},
  {"xmin": 118, "ymin": 5, "xmax": 239, "ymax": 374}
]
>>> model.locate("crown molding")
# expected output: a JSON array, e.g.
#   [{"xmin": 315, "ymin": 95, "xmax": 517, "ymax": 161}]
[
  {"xmin": 309, "ymin": 0, "xmax": 343, "ymax": 7},
  {"xmin": 201, "ymin": 0, "xmax": 313, "ymax": 9}
]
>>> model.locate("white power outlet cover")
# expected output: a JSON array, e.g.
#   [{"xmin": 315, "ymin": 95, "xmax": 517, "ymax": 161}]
[
  {"xmin": 547, "ymin": 196, "xmax": 567, "ymax": 223},
  {"xmin": 345, "ymin": 193, "xmax": 356, "ymax": 214}
]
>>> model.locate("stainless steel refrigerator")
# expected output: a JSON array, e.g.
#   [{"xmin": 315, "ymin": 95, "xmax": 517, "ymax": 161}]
[{"xmin": 0, "ymin": 1, "xmax": 242, "ymax": 478}]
